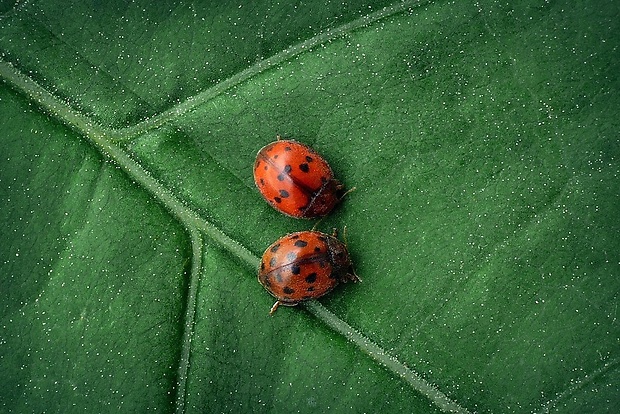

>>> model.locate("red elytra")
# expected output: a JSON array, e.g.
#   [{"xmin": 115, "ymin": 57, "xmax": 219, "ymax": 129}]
[
  {"xmin": 253, "ymin": 137, "xmax": 348, "ymax": 218},
  {"xmin": 258, "ymin": 230, "xmax": 360, "ymax": 315}
]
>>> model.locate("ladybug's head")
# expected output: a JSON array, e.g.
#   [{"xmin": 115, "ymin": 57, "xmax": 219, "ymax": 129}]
[
  {"xmin": 302, "ymin": 179, "xmax": 342, "ymax": 218},
  {"xmin": 326, "ymin": 235, "xmax": 354, "ymax": 279}
]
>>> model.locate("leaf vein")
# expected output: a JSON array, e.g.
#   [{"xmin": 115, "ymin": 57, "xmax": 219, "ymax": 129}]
[
  {"xmin": 112, "ymin": 0, "xmax": 434, "ymax": 142},
  {"xmin": 305, "ymin": 301, "xmax": 471, "ymax": 413},
  {"xmin": 174, "ymin": 228, "xmax": 203, "ymax": 414}
]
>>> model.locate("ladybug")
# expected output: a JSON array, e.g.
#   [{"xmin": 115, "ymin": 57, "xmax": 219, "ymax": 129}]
[
  {"xmin": 254, "ymin": 137, "xmax": 350, "ymax": 218},
  {"xmin": 258, "ymin": 229, "xmax": 360, "ymax": 315}
]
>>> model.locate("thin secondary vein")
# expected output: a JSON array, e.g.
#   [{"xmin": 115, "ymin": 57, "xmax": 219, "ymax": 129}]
[
  {"xmin": 536, "ymin": 358, "xmax": 620, "ymax": 414},
  {"xmin": 113, "ymin": 0, "xmax": 432, "ymax": 142},
  {"xmin": 175, "ymin": 228, "xmax": 203, "ymax": 414}
]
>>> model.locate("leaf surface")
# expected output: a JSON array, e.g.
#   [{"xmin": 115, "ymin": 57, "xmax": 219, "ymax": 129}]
[{"xmin": 1, "ymin": 0, "xmax": 619, "ymax": 413}]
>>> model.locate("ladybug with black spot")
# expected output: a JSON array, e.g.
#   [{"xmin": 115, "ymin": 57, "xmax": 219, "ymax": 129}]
[
  {"xmin": 258, "ymin": 229, "xmax": 360, "ymax": 315},
  {"xmin": 254, "ymin": 136, "xmax": 351, "ymax": 218}
]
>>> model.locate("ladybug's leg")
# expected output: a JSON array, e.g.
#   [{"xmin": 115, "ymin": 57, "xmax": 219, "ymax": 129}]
[
  {"xmin": 269, "ymin": 300, "xmax": 282, "ymax": 315},
  {"xmin": 339, "ymin": 186, "xmax": 357, "ymax": 201},
  {"xmin": 347, "ymin": 270, "xmax": 362, "ymax": 283},
  {"xmin": 311, "ymin": 217, "xmax": 325, "ymax": 232}
]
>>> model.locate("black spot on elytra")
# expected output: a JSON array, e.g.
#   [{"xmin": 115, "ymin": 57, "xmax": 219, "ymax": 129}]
[
  {"xmin": 275, "ymin": 272, "xmax": 284, "ymax": 283},
  {"xmin": 291, "ymin": 264, "xmax": 301, "ymax": 275},
  {"xmin": 307, "ymin": 286, "xmax": 315, "ymax": 292},
  {"xmin": 259, "ymin": 178, "xmax": 265, "ymax": 185},
  {"xmin": 321, "ymin": 176, "xmax": 328, "ymax": 183},
  {"xmin": 299, "ymin": 163, "xmax": 309, "ymax": 173},
  {"xmin": 274, "ymin": 197, "xmax": 282, "ymax": 203},
  {"xmin": 290, "ymin": 234, "xmax": 300, "ymax": 239},
  {"xmin": 269, "ymin": 257, "xmax": 277, "ymax": 268},
  {"xmin": 279, "ymin": 189, "xmax": 290, "ymax": 198},
  {"xmin": 305, "ymin": 273, "xmax": 317, "ymax": 283},
  {"xmin": 284, "ymin": 146, "xmax": 292, "ymax": 151},
  {"xmin": 273, "ymin": 154, "xmax": 279, "ymax": 159},
  {"xmin": 314, "ymin": 246, "xmax": 321, "ymax": 253},
  {"xmin": 306, "ymin": 156, "xmax": 313, "ymax": 162},
  {"xmin": 294, "ymin": 240, "xmax": 308, "ymax": 248},
  {"xmin": 284, "ymin": 165, "xmax": 292, "ymax": 173},
  {"xmin": 260, "ymin": 261, "xmax": 265, "ymax": 271},
  {"xmin": 286, "ymin": 252, "xmax": 297, "ymax": 261},
  {"xmin": 270, "ymin": 244, "xmax": 281, "ymax": 253},
  {"xmin": 277, "ymin": 173, "xmax": 285, "ymax": 181},
  {"xmin": 283, "ymin": 286, "xmax": 295, "ymax": 294}
]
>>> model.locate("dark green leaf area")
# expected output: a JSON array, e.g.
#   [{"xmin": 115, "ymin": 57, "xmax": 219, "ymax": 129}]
[{"xmin": 0, "ymin": 87, "xmax": 191, "ymax": 413}]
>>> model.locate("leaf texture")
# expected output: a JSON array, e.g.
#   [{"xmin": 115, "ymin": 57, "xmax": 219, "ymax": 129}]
[{"xmin": 1, "ymin": 0, "xmax": 619, "ymax": 413}]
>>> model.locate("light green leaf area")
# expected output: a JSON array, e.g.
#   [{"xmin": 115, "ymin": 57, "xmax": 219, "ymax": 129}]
[{"xmin": 1, "ymin": 1, "xmax": 619, "ymax": 413}]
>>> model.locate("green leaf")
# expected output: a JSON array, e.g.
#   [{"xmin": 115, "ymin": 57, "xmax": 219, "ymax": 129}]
[{"xmin": 1, "ymin": 0, "xmax": 619, "ymax": 413}]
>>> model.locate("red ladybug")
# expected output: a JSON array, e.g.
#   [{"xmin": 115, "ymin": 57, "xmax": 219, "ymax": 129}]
[
  {"xmin": 258, "ymin": 230, "xmax": 360, "ymax": 315},
  {"xmin": 254, "ymin": 137, "xmax": 349, "ymax": 218}
]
